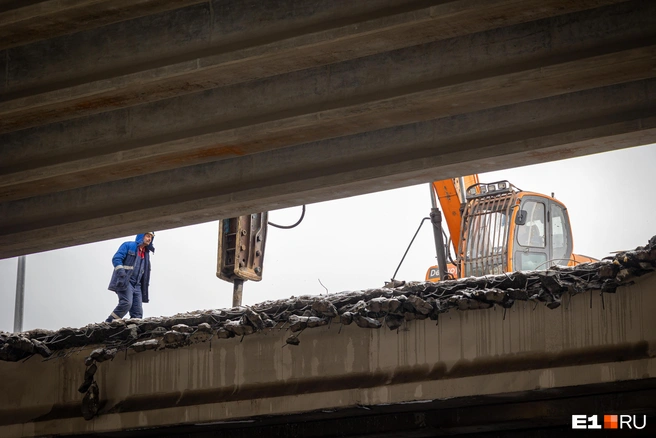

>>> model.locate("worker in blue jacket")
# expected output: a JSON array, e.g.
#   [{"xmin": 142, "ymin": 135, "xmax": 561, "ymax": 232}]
[{"xmin": 105, "ymin": 232, "xmax": 155, "ymax": 322}]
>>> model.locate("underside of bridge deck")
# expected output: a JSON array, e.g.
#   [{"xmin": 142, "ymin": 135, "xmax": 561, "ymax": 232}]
[{"xmin": 1, "ymin": 0, "xmax": 655, "ymax": 258}]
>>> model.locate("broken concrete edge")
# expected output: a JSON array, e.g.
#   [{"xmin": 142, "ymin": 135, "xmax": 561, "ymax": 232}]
[{"xmin": 1, "ymin": 234, "xmax": 655, "ymax": 363}]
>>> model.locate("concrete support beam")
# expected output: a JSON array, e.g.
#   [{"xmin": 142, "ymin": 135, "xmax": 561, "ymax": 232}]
[
  {"xmin": 0, "ymin": 0, "xmax": 207, "ymax": 50},
  {"xmin": 1, "ymin": 0, "xmax": 655, "ymax": 257},
  {"xmin": 3, "ymin": 2, "xmax": 653, "ymax": 195},
  {"xmin": 1, "ymin": 79, "xmax": 654, "ymax": 258},
  {"xmin": 0, "ymin": 0, "xmax": 625, "ymax": 131},
  {"xmin": 1, "ymin": 273, "xmax": 654, "ymax": 437}
]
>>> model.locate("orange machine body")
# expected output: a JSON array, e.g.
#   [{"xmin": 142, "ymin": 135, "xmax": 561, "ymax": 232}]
[{"xmin": 426, "ymin": 179, "xmax": 596, "ymax": 281}]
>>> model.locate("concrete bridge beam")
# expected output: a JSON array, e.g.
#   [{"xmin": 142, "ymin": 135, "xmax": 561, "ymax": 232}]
[
  {"xmin": 1, "ymin": 79, "xmax": 654, "ymax": 258},
  {"xmin": 0, "ymin": 272, "xmax": 654, "ymax": 437},
  {"xmin": 1, "ymin": 0, "xmax": 655, "ymax": 257},
  {"xmin": 0, "ymin": 0, "xmax": 629, "ymax": 131}
]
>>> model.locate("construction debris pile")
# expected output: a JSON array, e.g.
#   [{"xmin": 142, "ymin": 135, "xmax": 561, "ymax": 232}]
[{"xmin": 2, "ymin": 235, "xmax": 655, "ymax": 363}]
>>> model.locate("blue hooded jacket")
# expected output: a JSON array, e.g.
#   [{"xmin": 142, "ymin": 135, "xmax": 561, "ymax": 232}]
[{"xmin": 107, "ymin": 234, "xmax": 155, "ymax": 303}]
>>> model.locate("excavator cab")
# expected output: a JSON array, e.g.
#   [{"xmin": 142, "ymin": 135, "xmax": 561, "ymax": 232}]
[
  {"xmin": 426, "ymin": 178, "xmax": 594, "ymax": 281},
  {"xmin": 459, "ymin": 181, "xmax": 574, "ymax": 277}
]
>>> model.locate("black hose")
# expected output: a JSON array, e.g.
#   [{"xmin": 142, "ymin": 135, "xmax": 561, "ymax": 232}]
[
  {"xmin": 268, "ymin": 205, "xmax": 306, "ymax": 229},
  {"xmin": 391, "ymin": 217, "xmax": 430, "ymax": 281},
  {"xmin": 444, "ymin": 231, "xmax": 455, "ymax": 264}
]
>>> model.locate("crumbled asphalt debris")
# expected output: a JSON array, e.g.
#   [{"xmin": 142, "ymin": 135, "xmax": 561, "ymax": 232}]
[
  {"xmin": 163, "ymin": 331, "xmax": 189, "ymax": 347},
  {"xmin": 171, "ymin": 324, "xmax": 193, "ymax": 334},
  {"xmin": 1, "ymin": 235, "xmax": 655, "ymax": 363},
  {"xmin": 285, "ymin": 335, "xmax": 301, "ymax": 346},
  {"xmin": 81, "ymin": 381, "xmax": 99, "ymax": 421},
  {"xmin": 78, "ymin": 363, "xmax": 97, "ymax": 394},
  {"xmin": 88, "ymin": 347, "xmax": 117, "ymax": 363},
  {"xmin": 130, "ymin": 339, "xmax": 159, "ymax": 352}
]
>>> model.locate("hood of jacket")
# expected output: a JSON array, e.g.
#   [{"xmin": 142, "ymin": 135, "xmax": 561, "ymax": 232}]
[{"xmin": 135, "ymin": 233, "xmax": 155, "ymax": 253}]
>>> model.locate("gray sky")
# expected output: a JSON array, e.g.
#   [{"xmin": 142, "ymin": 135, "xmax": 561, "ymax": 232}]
[{"xmin": 1, "ymin": 144, "xmax": 655, "ymax": 332}]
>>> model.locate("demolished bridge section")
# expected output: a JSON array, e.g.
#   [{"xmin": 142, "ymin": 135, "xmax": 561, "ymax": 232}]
[{"xmin": 2, "ymin": 235, "xmax": 654, "ymax": 362}]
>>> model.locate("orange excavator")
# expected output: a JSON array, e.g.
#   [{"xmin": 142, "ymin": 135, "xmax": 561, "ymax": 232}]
[{"xmin": 425, "ymin": 175, "xmax": 596, "ymax": 281}]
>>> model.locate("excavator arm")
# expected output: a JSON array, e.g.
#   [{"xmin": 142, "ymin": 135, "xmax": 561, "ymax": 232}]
[{"xmin": 430, "ymin": 175, "xmax": 479, "ymax": 254}]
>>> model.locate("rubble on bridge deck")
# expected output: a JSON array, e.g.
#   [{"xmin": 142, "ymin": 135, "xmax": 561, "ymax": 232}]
[{"xmin": 1, "ymin": 235, "xmax": 655, "ymax": 364}]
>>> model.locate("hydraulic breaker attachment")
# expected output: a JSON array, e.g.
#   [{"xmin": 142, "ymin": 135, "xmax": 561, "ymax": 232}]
[{"xmin": 217, "ymin": 212, "xmax": 268, "ymax": 306}]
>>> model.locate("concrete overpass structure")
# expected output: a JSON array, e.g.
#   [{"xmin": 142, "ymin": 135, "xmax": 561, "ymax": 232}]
[
  {"xmin": 2, "ymin": 2, "xmax": 656, "ymax": 436},
  {"xmin": 1, "ymin": 256, "xmax": 655, "ymax": 437},
  {"xmin": 1, "ymin": 0, "xmax": 656, "ymax": 259}
]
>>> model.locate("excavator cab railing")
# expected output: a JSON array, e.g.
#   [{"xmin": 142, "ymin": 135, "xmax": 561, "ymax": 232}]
[{"xmin": 458, "ymin": 181, "xmax": 518, "ymax": 277}]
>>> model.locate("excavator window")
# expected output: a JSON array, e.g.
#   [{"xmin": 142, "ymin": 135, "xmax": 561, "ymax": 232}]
[
  {"xmin": 516, "ymin": 201, "xmax": 545, "ymax": 248},
  {"xmin": 514, "ymin": 199, "xmax": 547, "ymax": 270},
  {"xmin": 550, "ymin": 203, "xmax": 572, "ymax": 265}
]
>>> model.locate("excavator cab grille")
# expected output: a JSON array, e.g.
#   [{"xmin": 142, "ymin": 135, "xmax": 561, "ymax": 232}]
[{"xmin": 458, "ymin": 185, "xmax": 517, "ymax": 277}]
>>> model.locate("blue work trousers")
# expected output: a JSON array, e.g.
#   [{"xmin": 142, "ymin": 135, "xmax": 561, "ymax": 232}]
[{"xmin": 106, "ymin": 283, "xmax": 143, "ymax": 322}]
